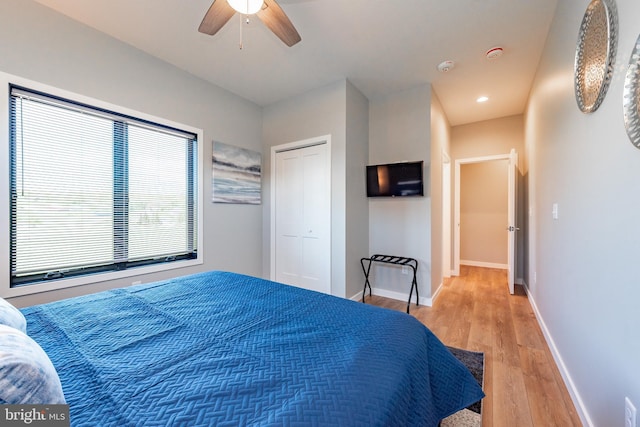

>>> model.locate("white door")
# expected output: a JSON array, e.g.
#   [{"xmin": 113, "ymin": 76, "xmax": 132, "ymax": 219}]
[
  {"xmin": 273, "ymin": 141, "xmax": 331, "ymax": 294},
  {"xmin": 507, "ymin": 149, "xmax": 518, "ymax": 295}
]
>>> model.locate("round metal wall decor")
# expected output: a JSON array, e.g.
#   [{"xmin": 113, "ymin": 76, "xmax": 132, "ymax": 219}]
[
  {"xmin": 574, "ymin": 0, "xmax": 618, "ymax": 114},
  {"xmin": 623, "ymin": 34, "xmax": 640, "ymax": 149}
]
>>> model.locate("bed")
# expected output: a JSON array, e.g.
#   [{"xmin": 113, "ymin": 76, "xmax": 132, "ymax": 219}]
[{"xmin": 6, "ymin": 271, "xmax": 483, "ymax": 426}]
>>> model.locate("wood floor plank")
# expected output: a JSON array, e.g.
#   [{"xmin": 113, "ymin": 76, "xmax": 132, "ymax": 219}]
[
  {"xmin": 467, "ymin": 294, "xmax": 493, "ymax": 348},
  {"xmin": 364, "ymin": 266, "xmax": 582, "ymax": 427},
  {"xmin": 443, "ymin": 288, "xmax": 474, "ymax": 348},
  {"xmin": 492, "ymin": 359, "xmax": 534, "ymax": 427},
  {"xmin": 519, "ymin": 346, "xmax": 581, "ymax": 427},
  {"xmin": 510, "ymin": 291, "xmax": 546, "ymax": 350},
  {"xmin": 492, "ymin": 296, "xmax": 521, "ymax": 368}
]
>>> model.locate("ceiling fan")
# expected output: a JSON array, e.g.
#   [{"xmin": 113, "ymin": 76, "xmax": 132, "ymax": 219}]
[{"xmin": 199, "ymin": 0, "xmax": 301, "ymax": 47}]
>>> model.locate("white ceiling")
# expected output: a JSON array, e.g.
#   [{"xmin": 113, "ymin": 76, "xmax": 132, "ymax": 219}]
[{"xmin": 33, "ymin": 0, "xmax": 559, "ymax": 126}]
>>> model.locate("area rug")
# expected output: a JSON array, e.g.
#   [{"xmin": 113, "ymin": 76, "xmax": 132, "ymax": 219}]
[{"xmin": 441, "ymin": 347, "xmax": 484, "ymax": 427}]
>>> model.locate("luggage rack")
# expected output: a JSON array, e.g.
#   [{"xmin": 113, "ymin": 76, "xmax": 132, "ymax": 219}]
[{"xmin": 360, "ymin": 254, "xmax": 418, "ymax": 313}]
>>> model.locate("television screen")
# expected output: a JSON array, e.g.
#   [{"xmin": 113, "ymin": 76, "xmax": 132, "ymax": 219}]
[{"xmin": 366, "ymin": 161, "xmax": 424, "ymax": 197}]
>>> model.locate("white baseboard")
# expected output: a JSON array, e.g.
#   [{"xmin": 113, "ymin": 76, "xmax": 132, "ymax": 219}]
[
  {"xmin": 350, "ymin": 287, "xmax": 433, "ymax": 307},
  {"xmin": 349, "ymin": 291, "xmax": 362, "ymax": 302},
  {"xmin": 431, "ymin": 282, "xmax": 443, "ymax": 304},
  {"xmin": 524, "ymin": 288, "xmax": 593, "ymax": 427},
  {"xmin": 461, "ymin": 260, "xmax": 508, "ymax": 269}
]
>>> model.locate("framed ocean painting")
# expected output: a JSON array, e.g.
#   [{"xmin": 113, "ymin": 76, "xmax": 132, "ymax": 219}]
[{"xmin": 212, "ymin": 141, "xmax": 261, "ymax": 204}]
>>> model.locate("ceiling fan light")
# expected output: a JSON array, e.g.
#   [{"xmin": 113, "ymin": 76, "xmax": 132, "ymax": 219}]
[{"xmin": 227, "ymin": 0, "xmax": 264, "ymax": 15}]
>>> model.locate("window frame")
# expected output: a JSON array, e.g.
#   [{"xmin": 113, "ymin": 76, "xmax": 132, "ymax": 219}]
[{"xmin": 0, "ymin": 73, "xmax": 204, "ymax": 298}]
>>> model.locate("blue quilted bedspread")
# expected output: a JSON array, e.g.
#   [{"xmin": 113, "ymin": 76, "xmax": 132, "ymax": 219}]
[{"xmin": 22, "ymin": 271, "xmax": 483, "ymax": 426}]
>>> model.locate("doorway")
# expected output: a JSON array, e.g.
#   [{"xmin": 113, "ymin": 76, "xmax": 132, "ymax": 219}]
[
  {"xmin": 453, "ymin": 150, "xmax": 517, "ymax": 293},
  {"xmin": 270, "ymin": 136, "xmax": 332, "ymax": 294}
]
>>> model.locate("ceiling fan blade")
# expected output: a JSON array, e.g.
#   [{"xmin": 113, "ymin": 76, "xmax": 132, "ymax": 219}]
[
  {"xmin": 198, "ymin": 0, "xmax": 236, "ymax": 36},
  {"xmin": 256, "ymin": 0, "xmax": 301, "ymax": 47}
]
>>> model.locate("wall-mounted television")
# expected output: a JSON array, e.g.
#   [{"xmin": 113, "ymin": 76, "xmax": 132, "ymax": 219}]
[{"xmin": 366, "ymin": 161, "xmax": 424, "ymax": 197}]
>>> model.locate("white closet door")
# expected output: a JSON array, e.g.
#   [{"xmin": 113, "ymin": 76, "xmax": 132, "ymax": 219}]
[{"xmin": 274, "ymin": 143, "xmax": 330, "ymax": 294}]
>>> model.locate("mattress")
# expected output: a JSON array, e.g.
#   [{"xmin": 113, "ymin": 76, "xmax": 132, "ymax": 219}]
[{"xmin": 21, "ymin": 271, "xmax": 484, "ymax": 426}]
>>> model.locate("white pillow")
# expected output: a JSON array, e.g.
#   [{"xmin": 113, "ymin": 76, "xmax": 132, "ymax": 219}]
[
  {"xmin": 0, "ymin": 324, "xmax": 66, "ymax": 404},
  {"xmin": 0, "ymin": 298, "xmax": 26, "ymax": 334}
]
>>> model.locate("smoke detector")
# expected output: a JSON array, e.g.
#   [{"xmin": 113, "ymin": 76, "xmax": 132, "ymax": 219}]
[
  {"xmin": 486, "ymin": 47, "xmax": 504, "ymax": 60},
  {"xmin": 437, "ymin": 60, "xmax": 455, "ymax": 73}
]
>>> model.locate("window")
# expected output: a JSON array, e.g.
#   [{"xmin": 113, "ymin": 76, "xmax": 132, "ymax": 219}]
[{"xmin": 9, "ymin": 86, "xmax": 199, "ymax": 287}]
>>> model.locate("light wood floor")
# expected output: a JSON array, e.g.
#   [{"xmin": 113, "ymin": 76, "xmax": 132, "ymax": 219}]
[{"xmin": 364, "ymin": 265, "xmax": 582, "ymax": 427}]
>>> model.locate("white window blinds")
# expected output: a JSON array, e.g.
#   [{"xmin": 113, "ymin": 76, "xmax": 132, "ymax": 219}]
[{"xmin": 10, "ymin": 86, "xmax": 198, "ymax": 286}]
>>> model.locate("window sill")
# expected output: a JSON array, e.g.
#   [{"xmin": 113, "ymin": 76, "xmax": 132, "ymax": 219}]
[{"xmin": 1, "ymin": 258, "xmax": 203, "ymax": 299}]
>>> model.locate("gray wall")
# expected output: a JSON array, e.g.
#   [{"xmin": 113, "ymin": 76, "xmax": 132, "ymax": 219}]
[
  {"xmin": 261, "ymin": 80, "xmax": 369, "ymax": 298},
  {"xmin": 1, "ymin": 0, "xmax": 263, "ymax": 306},
  {"xmin": 368, "ymin": 85, "xmax": 432, "ymax": 300},
  {"xmin": 345, "ymin": 83, "xmax": 370, "ymax": 299},
  {"xmin": 460, "ymin": 161, "xmax": 508, "ymax": 266},
  {"xmin": 430, "ymin": 90, "xmax": 451, "ymax": 296},
  {"xmin": 526, "ymin": 0, "xmax": 640, "ymax": 425}
]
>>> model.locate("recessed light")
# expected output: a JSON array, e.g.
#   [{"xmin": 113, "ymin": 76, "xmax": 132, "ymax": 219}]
[{"xmin": 477, "ymin": 96, "xmax": 489, "ymax": 103}]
